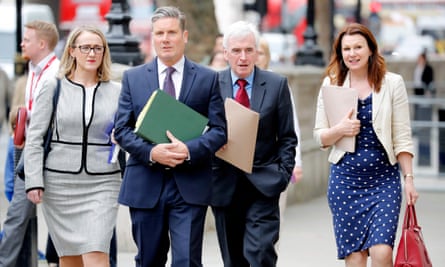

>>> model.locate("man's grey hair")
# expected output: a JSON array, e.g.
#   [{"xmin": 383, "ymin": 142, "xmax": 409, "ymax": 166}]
[
  {"xmin": 151, "ymin": 6, "xmax": 186, "ymax": 31},
  {"xmin": 222, "ymin": 21, "xmax": 260, "ymax": 49}
]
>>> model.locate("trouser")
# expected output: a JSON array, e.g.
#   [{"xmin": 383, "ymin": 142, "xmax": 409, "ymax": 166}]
[
  {"xmin": 0, "ymin": 171, "xmax": 36, "ymax": 267},
  {"xmin": 212, "ymin": 177, "xmax": 280, "ymax": 267}
]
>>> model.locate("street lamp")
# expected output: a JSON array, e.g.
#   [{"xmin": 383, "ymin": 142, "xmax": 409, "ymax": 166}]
[
  {"xmin": 355, "ymin": 0, "xmax": 362, "ymax": 24},
  {"xmin": 105, "ymin": 0, "xmax": 142, "ymax": 66},
  {"xmin": 14, "ymin": 0, "xmax": 26, "ymax": 77},
  {"xmin": 294, "ymin": 0, "xmax": 324, "ymax": 66}
]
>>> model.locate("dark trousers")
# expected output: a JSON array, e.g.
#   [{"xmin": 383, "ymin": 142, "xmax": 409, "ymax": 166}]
[
  {"xmin": 129, "ymin": 175, "xmax": 207, "ymax": 267},
  {"xmin": 212, "ymin": 177, "xmax": 280, "ymax": 267},
  {"xmin": 0, "ymin": 148, "xmax": 37, "ymax": 267},
  {"xmin": 45, "ymin": 235, "xmax": 58, "ymax": 264}
]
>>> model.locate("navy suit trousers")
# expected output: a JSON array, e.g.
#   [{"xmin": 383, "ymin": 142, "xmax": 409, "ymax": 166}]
[{"xmin": 130, "ymin": 173, "xmax": 207, "ymax": 267}]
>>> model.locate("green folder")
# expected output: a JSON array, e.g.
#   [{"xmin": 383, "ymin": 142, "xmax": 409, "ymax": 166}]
[{"xmin": 135, "ymin": 89, "xmax": 209, "ymax": 143}]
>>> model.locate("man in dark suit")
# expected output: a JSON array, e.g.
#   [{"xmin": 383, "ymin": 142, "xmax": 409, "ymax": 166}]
[
  {"xmin": 114, "ymin": 6, "xmax": 227, "ymax": 267},
  {"xmin": 211, "ymin": 21, "xmax": 298, "ymax": 267}
]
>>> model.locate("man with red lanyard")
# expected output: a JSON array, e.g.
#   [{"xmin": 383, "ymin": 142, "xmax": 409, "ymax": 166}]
[{"xmin": 0, "ymin": 20, "xmax": 60, "ymax": 267}]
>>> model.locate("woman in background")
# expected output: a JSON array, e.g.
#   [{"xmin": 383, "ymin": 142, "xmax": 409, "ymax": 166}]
[
  {"xmin": 413, "ymin": 52, "xmax": 434, "ymax": 96},
  {"xmin": 208, "ymin": 50, "xmax": 227, "ymax": 70},
  {"xmin": 412, "ymin": 52, "xmax": 435, "ymax": 166}
]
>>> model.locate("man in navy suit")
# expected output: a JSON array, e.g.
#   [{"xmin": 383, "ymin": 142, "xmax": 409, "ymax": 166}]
[
  {"xmin": 114, "ymin": 6, "xmax": 227, "ymax": 267},
  {"xmin": 211, "ymin": 21, "xmax": 298, "ymax": 267}
]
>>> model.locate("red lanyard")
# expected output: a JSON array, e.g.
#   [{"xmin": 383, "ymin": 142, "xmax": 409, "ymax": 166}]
[{"xmin": 28, "ymin": 55, "xmax": 57, "ymax": 111}]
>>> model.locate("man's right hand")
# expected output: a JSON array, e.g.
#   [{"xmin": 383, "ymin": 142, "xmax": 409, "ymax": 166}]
[{"xmin": 150, "ymin": 131, "xmax": 189, "ymax": 168}]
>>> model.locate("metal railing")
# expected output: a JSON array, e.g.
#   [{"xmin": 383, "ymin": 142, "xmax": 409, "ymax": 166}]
[{"xmin": 409, "ymin": 94, "xmax": 445, "ymax": 178}]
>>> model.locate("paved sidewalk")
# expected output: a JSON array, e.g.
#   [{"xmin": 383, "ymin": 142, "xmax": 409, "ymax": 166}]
[
  {"xmin": 117, "ymin": 182, "xmax": 445, "ymax": 267},
  {"xmin": 0, "ymin": 128, "xmax": 443, "ymax": 267}
]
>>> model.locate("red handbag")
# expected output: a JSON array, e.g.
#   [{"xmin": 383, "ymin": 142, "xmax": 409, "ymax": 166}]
[{"xmin": 394, "ymin": 204, "xmax": 433, "ymax": 267}]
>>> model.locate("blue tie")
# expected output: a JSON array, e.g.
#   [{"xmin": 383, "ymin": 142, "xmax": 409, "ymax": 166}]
[{"xmin": 164, "ymin": 67, "xmax": 176, "ymax": 98}]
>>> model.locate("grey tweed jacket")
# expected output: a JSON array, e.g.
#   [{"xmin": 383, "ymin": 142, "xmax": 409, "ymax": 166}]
[{"xmin": 24, "ymin": 77, "xmax": 122, "ymax": 191}]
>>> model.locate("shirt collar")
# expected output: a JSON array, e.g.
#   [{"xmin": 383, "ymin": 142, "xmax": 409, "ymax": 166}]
[
  {"xmin": 157, "ymin": 56, "xmax": 185, "ymax": 75},
  {"xmin": 230, "ymin": 69, "xmax": 255, "ymax": 87},
  {"xmin": 29, "ymin": 52, "xmax": 57, "ymax": 75}
]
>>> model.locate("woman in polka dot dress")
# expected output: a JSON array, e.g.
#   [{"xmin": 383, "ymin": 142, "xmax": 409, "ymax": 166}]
[{"xmin": 314, "ymin": 23, "xmax": 419, "ymax": 266}]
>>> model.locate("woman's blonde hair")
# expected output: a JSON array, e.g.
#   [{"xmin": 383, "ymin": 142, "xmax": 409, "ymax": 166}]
[
  {"xmin": 58, "ymin": 25, "xmax": 112, "ymax": 81},
  {"xmin": 257, "ymin": 37, "xmax": 271, "ymax": 70}
]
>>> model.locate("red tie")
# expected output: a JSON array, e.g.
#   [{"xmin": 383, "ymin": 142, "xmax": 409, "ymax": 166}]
[{"xmin": 235, "ymin": 79, "xmax": 250, "ymax": 108}]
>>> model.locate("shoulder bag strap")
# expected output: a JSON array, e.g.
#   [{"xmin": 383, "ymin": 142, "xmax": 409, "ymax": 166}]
[{"xmin": 43, "ymin": 79, "xmax": 61, "ymax": 159}]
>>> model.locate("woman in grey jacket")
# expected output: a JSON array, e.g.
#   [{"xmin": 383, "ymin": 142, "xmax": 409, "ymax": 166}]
[
  {"xmin": 314, "ymin": 23, "xmax": 418, "ymax": 267},
  {"xmin": 24, "ymin": 25, "xmax": 121, "ymax": 267}
]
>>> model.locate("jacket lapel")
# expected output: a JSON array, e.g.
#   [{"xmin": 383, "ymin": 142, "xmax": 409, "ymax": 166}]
[
  {"xmin": 372, "ymin": 78, "xmax": 386, "ymax": 121},
  {"xmin": 135, "ymin": 61, "xmax": 159, "ymax": 113},
  {"xmin": 250, "ymin": 67, "xmax": 266, "ymax": 113},
  {"xmin": 219, "ymin": 67, "xmax": 266, "ymax": 113},
  {"xmin": 178, "ymin": 58, "xmax": 196, "ymax": 103},
  {"xmin": 219, "ymin": 69, "xmax": 234, "ymax": 100},
  {"xmin": 345, "ymin": 71, "xmax": 386, "ymax": 122},
  {"xmin": 146, "ymin": 60, "xmax": 160, "ymax": 92}
]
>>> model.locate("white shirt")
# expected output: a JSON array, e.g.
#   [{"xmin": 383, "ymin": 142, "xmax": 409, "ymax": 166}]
[
  {"xmin": 157, "ymin": 57, "xmax": 185, "ymax": 100},
  {"xmin": 25, "ymin": 52, "xmax": 59, "ymax": 118}
]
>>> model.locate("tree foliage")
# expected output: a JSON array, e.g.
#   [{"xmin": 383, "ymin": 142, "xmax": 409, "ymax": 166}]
[{"xmin": 156, "ymin": 0, "xmax": 219, "ymax": 63}]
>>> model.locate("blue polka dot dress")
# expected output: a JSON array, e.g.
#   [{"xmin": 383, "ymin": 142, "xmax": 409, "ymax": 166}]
[{"xmin": 327, "ymin": 94, "xmax": 402, "ymax": 259}]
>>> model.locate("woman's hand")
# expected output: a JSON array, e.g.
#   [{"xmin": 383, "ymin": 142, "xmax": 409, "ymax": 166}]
[
  {"xmin": 27, "ymin": 189, "xmax": 44, "ymax": 204},
  {"xmin": 320, "ymin": 108, "xmax": 361, "ymax": 148},
  {"xmin": 110, "ymin": 128, "xmax": 118, "ymax": 144},
  {"xmin": 404, "ymin": 178, "xmax": 419, "ymax": 205},
  {"xmin": 337, "ymin": 108, "xmax": 361, "ymax": 137}
]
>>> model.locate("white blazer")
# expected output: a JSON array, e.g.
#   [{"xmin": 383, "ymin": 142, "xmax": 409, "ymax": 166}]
[{"xmin": 314, "ymin": 72, "xmax": 414, "ymax": 165}]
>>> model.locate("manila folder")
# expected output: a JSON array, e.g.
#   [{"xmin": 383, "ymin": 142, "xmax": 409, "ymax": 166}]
[
  {"xmin": 216, "ymin": 98, "xmax": 259, "ymax": 174},
  {"xmin": 134, "ymin": 89, "xmax": 208, "ymax": 144},
  {"xmin": 321, "ymin": 85, "xmax": 358, "ymax": 152}
]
